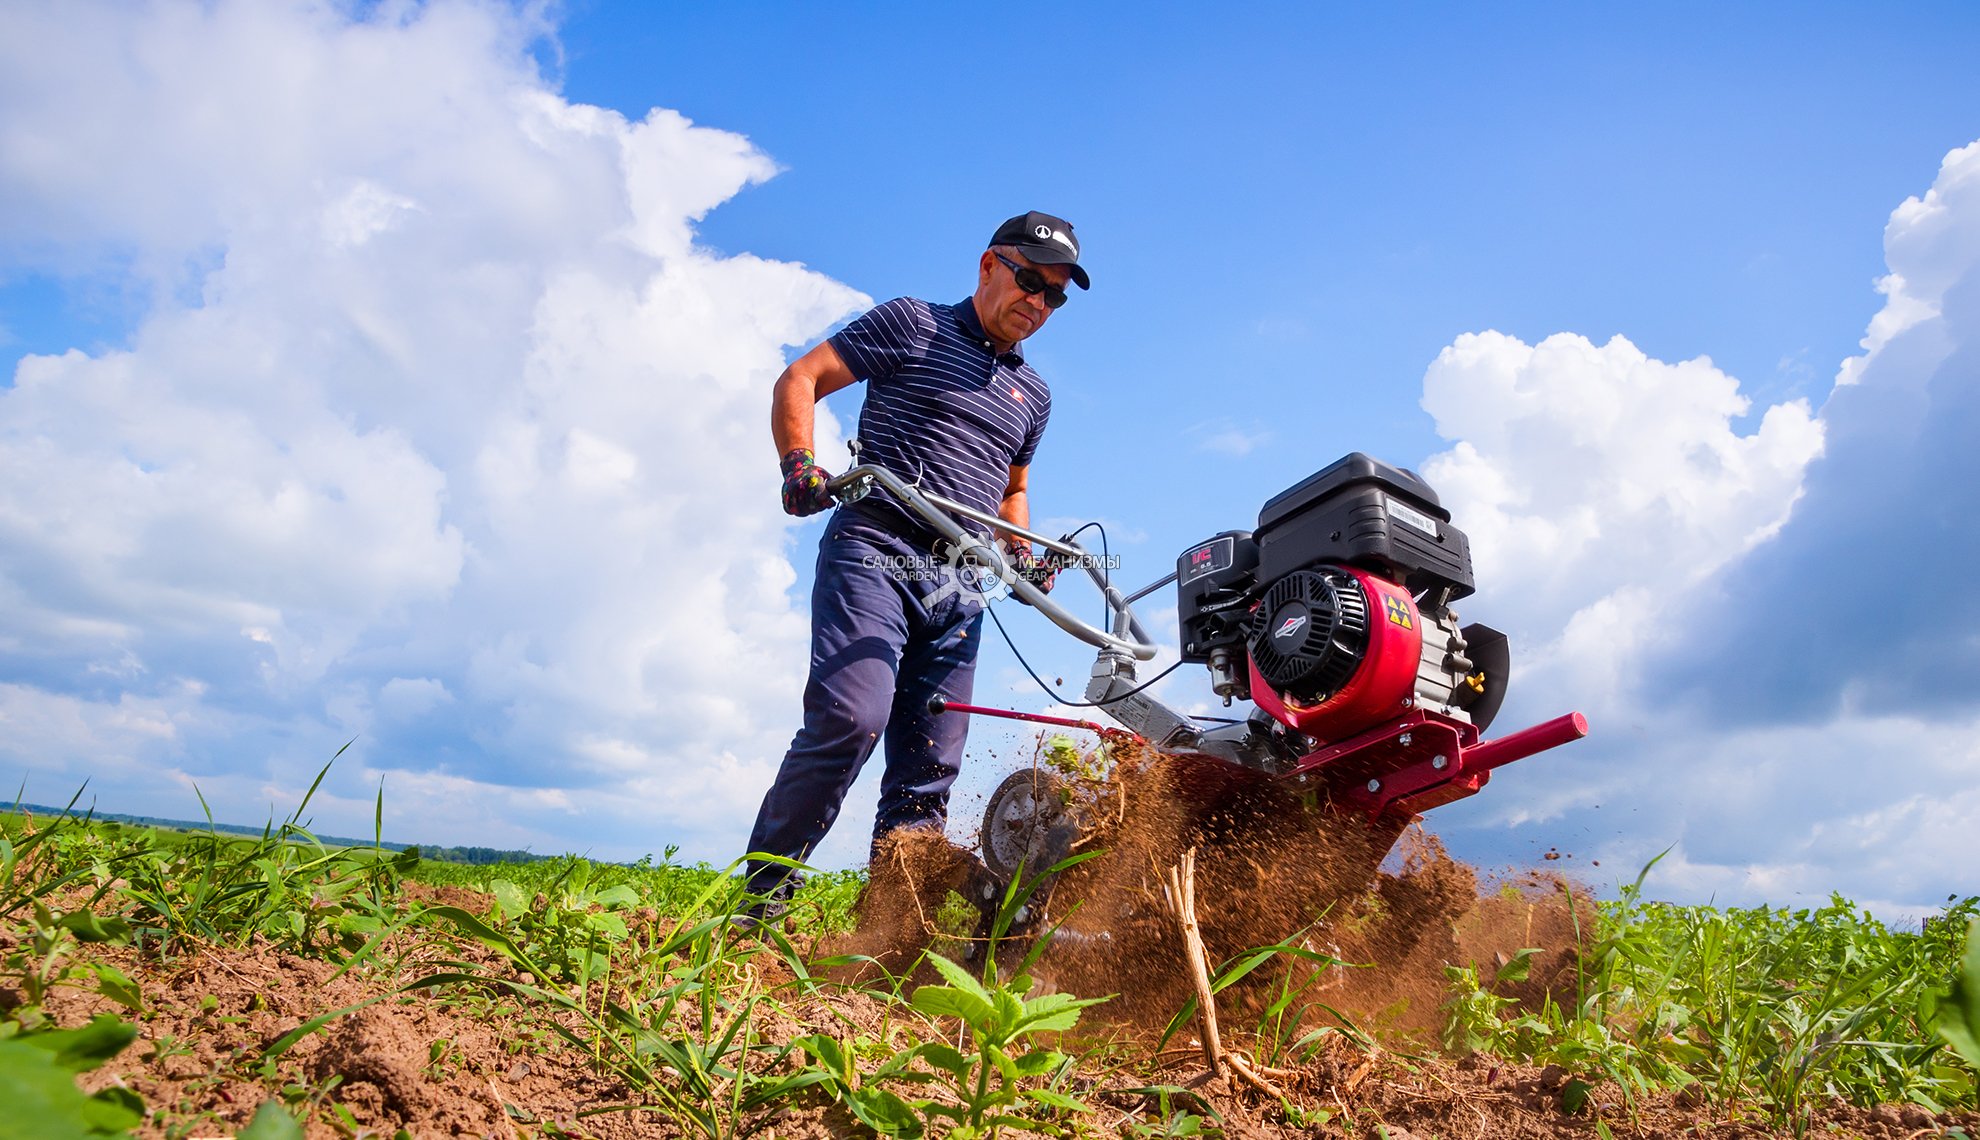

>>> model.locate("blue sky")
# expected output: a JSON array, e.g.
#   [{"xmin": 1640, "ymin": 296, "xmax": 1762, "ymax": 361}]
[{"xmin": 3, "ymin": 1, "xmax": 1977, "ymax": 913}]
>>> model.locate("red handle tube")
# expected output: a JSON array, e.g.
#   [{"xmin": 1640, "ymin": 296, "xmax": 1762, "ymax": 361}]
[
  {"xmin": 926, "ymin": 698, "xmax": 1114, "ymax": 735},
  {"xmin": 1462, "ymin": 712, "xmax": 1589, "ymax": 773}
]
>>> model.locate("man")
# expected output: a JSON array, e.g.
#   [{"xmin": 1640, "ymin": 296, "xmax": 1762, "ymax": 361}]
[{"xmin": 739, "ymin": 211, "xmax": 1091, "ymax": 922}]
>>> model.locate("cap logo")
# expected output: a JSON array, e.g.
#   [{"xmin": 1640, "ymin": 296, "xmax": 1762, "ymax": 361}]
[
  {"xmin": 1050, "ymin": 229, "xmax": 1076, "ymax": 254},
  {"xmin": 1033, "ymin": 224, "xmax": 1051, "ymax": 239}
]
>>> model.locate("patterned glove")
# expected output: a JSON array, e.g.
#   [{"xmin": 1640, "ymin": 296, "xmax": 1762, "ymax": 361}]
[
  {"xmin": 779, "ymin": 448, "xmax": 834, "ymax": 517},
  {"xmin": 1011, "ymin": 544, "xmax": 1059, "ymax": 603}
]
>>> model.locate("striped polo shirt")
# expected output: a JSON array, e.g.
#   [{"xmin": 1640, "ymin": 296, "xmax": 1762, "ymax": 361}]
[{"xmin": 830, "ymin": 296, "xmax": 1052, "ymax": 542}]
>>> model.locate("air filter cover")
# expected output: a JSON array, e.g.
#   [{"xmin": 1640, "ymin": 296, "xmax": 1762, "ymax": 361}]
[{"xmin": 1247, "ymin": 567, "xmax": 1370, "ymax": 703}]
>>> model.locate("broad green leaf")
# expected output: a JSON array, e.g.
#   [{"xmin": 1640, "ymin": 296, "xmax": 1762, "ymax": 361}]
[
  {"xmin": 490, "ymin": 880, "xmax": 529, "ymax": 919},
  {"xmin": 1494, "ymin": 947, "xmax": 1545, "ymax": 986},
  {"xmin": 1016, "ymin": 1005, "xmax": 1085, "ymax": 1035},
  {"xmin": 991, "ymin": 986, "xmax": 1025, "ymax": 1037},
  {"xmin": 237, "ymin": 1100, "xmax": 305, "ymax": 1139},
  {"xmin": 917, "ymin": 1043, "xmax": 973, "ymax": 1082},
  {"xmin": 848, "ymin": 1086, "xmax": 925, "ymax": 1138},
  {"xmin": 0, "ymin": 1038, "xmax": 142, "ymax": 1139},
  {"xmin": 1937, "ymin": 920, "xmax": 1980, "ymax": 1068},
  {"xmin": 986, "ymin": 1041, "xmax": 1019, "ymax": 1085},
  {"xmin": 84, "ymin": 1086, "xmax": 144, "ymax": 1130},
  {"xmin": 592, "ymin": 884, "xmax": 639, "ymax": 909},
  {"xmin": 911, "ymin": 984, "xmax": 995, "ymax": 1029},
  {"xmin": 1562, "ymin": 1077, "xmax": 1594, "ymax": 1114},
  {"xmin": 1017, "ymin": 989, "xmax": 1105, "ymax": 1035},
  {"xmin": 56, "ymin": 911, "xmax": 132, "ymax": 945},
  {"xmin": 870, "ymin": 1043, "xmax": 941, "ymax": 1083},
  {"xmin": 922, "ymin": 952, "xmax": 995, "ymax": 1007},
  {"xmin": 90, "ymin": 966, "xmax": 143, "ymax": 1013},
  {"xmin": 1011, "ymin": 1048, "xmax": 1064, "ymax": 1076},
  {"xmin": 16, "ymin": 1015, "xmax": 137, "ymax": 1072},
  {"xmin": 792, "ymin": 1034, "xmax": 849, "ymax": 1079}
]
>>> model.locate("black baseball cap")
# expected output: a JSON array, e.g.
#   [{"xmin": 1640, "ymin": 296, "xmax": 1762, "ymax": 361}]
[{"xmin": 989, "ymin": 211, "xmax": 1090, "ymax": 290}]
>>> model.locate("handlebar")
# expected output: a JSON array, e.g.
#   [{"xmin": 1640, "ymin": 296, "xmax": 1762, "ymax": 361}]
[{"xmin": 825, "ymin": 464, "xmax": 1160, "ymax": 661}]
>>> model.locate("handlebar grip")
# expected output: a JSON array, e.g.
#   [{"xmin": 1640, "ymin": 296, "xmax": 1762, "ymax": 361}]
[{"xmin": 826, "ymin": 463, "xmax": 1159, "ymax": 660}]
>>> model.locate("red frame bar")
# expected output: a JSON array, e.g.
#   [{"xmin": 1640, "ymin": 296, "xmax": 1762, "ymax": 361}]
[
  {"xmin": 927, "ymin": 698, "xmax": 1121, "ymax": 736},
  {"xmin": 932, "ymin": 697, "xmax": 1587, "ymax": 821}
]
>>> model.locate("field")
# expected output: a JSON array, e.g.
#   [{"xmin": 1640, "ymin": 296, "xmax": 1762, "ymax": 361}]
[{"xmin": 2, "ymin": 764, "xmax": 1977, "ymax": 1140}]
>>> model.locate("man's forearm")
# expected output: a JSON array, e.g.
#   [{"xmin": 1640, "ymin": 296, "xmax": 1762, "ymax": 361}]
[
  {"xmin": 997, "ymin": 490, "xmax": 1030, "ymax": 543},
  {"xmin": 771, "ymin": 341, "xmax": 858, "ymax": 459},
  {"xmin": 770, "ymin": 367, "xmax": 816, "ymax": 457}
]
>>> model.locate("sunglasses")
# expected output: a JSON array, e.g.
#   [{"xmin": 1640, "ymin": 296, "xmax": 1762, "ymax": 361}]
[{"xmin": 993, "ymin": 252, "xmax": 1069, "ymax": 309}]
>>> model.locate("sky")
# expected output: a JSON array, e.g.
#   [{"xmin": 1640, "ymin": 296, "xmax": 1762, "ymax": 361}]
[{"xmin": 2, "ymin": 0, "xmax": 1977, "ymax": 915}]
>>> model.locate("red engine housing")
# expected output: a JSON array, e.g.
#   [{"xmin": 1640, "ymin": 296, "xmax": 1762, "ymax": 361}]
[
  {"xmin": 1248, "ymin": 566, "xmax": 1422, "ymax": 742},
  {"xmin": 1247, "ymin": 563, "xmax": 1588, "ymax": 817}
]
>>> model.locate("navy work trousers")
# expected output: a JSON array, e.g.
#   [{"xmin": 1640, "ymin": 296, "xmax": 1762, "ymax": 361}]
[{"xmin": 743, "ymin": 509, "xmax": 984, "ymax": 892}]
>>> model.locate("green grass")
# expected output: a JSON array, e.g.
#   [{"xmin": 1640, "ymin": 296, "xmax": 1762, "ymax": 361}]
[
  {"xmin": 406, "ymin": 848, "xmax": 867, "ymax": 935},
  {"xmin": 1, "ymin": 785, "xmax": 1105, "ymax": 1138},
  {"xmin": 3, "ymin": 782, "xmax": 1977, "ymax": 1138},
  {"xmin": 1442, "ymin": 858, "xmax": 1980, "ymax": 1132}
]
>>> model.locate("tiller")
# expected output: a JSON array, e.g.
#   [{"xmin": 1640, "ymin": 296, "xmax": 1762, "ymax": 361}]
[{"xmin": 828, "ymin": 452, "xmax": 1587, "ymax": 926}]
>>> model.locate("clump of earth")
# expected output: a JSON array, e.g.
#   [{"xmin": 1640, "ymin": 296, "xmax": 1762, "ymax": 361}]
[{"xmin": 843, "ymin": 743, "xmax": 1595, "ymax": 1045}]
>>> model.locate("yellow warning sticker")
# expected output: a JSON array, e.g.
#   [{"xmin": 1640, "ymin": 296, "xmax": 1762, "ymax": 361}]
[{"xmin": 1384, "ymin": 595, "xmax": 1414, "ymax": 629}]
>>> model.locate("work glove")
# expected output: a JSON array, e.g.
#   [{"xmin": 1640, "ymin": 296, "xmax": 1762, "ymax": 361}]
[
  {"xmin": 1009, "ymin": 543, "xmax": 1059, "ymax": 604},
  {"xmin": 779, "ymin": 448, "xmax": 834, "ymax": 517}
]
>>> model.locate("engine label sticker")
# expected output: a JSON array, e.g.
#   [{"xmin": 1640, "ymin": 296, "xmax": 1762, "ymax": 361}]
[
  {"xmin": 1384, "ymin": 594, "xmax": 1415, "ymax": 629},
  {"xmin": 1386, "ymin": 496, "xmax": 1441, "ymax": 537},
  {"xmin": 1182, "ymin": 535, "xmax": 1235, "ymax": 582}
]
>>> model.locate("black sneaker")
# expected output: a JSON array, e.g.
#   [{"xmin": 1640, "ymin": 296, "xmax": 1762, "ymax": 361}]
[{"xmin": 729, "ymin": 877, "xmax": 795, "ymax": 934}]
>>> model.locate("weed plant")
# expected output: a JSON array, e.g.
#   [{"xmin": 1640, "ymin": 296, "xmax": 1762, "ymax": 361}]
[
  {"xmin": 1444, "ymin": 858, "xmax": 1980, "ymax": 1130},
  {"xmin": 410, "ymin": 846, "xmax": 866, "ymax": 933}
]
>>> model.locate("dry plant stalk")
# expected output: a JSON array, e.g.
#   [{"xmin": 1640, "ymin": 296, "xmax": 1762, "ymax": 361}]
[
  {"xmin": 1166, "ymin": 847, "xmax": 1290, "ymax": 1100},
  {"xmin": 1166, "ymin": 849, "xmax": 1223, "ymax": 1077}
]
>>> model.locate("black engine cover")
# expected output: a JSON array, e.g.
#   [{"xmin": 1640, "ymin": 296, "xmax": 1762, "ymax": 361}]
[
  {"xmin": 1247, "ymin": 567, "xmax": 1370, "ymax": 704},
  {"xmin": 1254, "ymin": 452, "xmax": 1475, "ymax": 599}
]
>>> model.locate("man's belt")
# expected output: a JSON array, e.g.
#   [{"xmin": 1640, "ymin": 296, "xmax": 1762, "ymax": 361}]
[{"xmin": 839, "ymin": 497, "xmax": 990, "ymax": 558}]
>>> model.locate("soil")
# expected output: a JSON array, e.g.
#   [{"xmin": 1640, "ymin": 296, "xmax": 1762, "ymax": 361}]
[
  {"xmin": 12, "ymin": 761, "xmax": 1976, "ymax": 1139},
  {"xmin": 957, "ymin": 746, "xmax": 1596, "ymax": 1045}
]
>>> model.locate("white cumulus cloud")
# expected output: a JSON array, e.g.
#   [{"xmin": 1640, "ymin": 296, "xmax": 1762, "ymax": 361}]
[
  {"xmin": 0, "ymin": 0, "xmax": 866, "ymax": 859},
  {"xmin": 1421, "ymin": 140, "xmax": 1980, "ymax": 912},
  {"xmin": 1419, "ymin": 330, "xmax": 1822, "ymax": 717}
]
